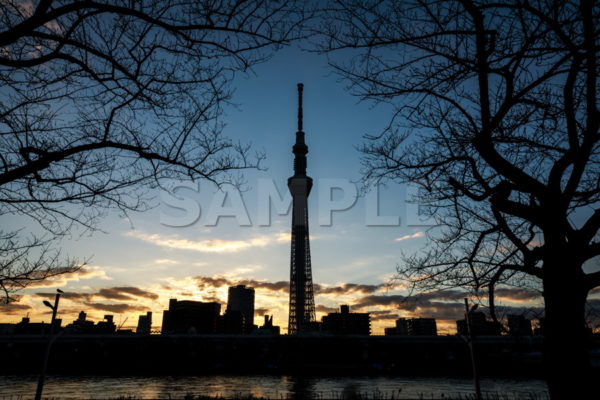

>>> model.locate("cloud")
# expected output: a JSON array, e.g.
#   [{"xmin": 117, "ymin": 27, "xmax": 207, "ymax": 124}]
[
  {"xmin": 36, "ymin": 286, "xmax": 159, "ymax": 302},
  {"xmin": 352, "ymin": 291, "xmax": 461, "ymax": 309},
  {"xmin": 239, "ymin": 279, "xmax": 288, "ymax": 292},
  {"xmin": 494, "ymin": 287, "xmax": 541, "ymax": 302},
  {"xmin": 95, "ymin": 288, "xmax": 136, "ymax": 301},
  {"xmin": 413, "ymin": 302, "xmax": 466, "ymax": 320},
  {"xmin": 354, "ymin": 294, "xmax": 409, "ymax": 309},
  {"xmin": 202, "ymin": 296, "xmax": 226, "ymax": 305},
  {"xmin": 65, "ymin": 266, "xmax": 112, "ymax": 280},
  {"xmin": 193, "ymin": 276, "xmax": 402, "ymax": 297},
  {"xmin": 154, "ymin": 259, "xmax": 180, "ymax": 265},
  {"xmin": 315, "ymin": 283, "xmax": 394, "ymax": 295},
  {"xmin": 316, "ymin": 305, "xmax": 339, "ymax": 314},
  {"xmin": 96, "ymin": 287, "xmax": 159, "ymax": 301},
  {"xmin": 0, "ymin": 303, "xmax": 32, "ymax": 315},
  {"xmin": 394, "ymin": 232, "xmax": 425, "ymax": 242},
  {"xmin": 352, "ymin": 293, "xmax": 466, "ymax": 320},
  {"xmin": 26, "ymin": 265, "xmax": 112, "ymax": 288},
  {"xmin": 83, "ymin": 303, "xmax": 149, "ymax": 313},
  {"xmin": 418, "ymin": 290, "xmax": 468, "ymax": 302},
  {"xmin": 255, "ymin": 308, "xmax": 270, "ymax": 316},
  {"xmin": 195, "ymin": 276, "xmax": 235, "ymax": 289},
  {"xmin": 352, "ymin": 288, "xmax": 549, "ymax": 322},
  {"xmin": 126, "ymin": 231, "xmax": 287, "ymax": 253},
  {"xmin": 226, "ymin": 265, "xmax": 264, "ymax": 275},
  {"xmin": 36, "ymin": 292, "xmax": 92, "ymax": 301},
  {"xmin": 194, "ymin": 276, "xmax": 289, "ymax": 293},
  {"xmin": 369, "ymin": 310, "xmax": 400, "ymax": 321}
]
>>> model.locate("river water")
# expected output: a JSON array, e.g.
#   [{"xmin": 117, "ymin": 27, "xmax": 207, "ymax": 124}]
[{"xmin": 0, "ymin": 375, "xmax": 548, "ymax": 399}]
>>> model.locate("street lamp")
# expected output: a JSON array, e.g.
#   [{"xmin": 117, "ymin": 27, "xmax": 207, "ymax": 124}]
[
  {"xmin": 34, "ymin": 288, "xmax": 63, "ymax": 400},
  {"xmin": 464, "ymin": 298, "xmax": 482, "ymax": 400}
]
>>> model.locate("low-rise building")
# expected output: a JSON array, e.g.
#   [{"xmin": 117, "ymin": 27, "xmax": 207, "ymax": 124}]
[
  {"xmin": 385, "ymin": 317, "xmax": 437, "ymax": 336},
  {"xmin": 161, "ymin": 299, "xmax": 221, "ymax": 334},
  {"xmin": 321, "ymin": 305, "xmax": 370, "ymax": 335},
  {"xmin": 456, "ymin": 311, "xmax": 502, "ymax": 336},
  {"xmin": 507, "ymin": 314, "xmax": 533, "ymax": 336},
  {"xmin": 136, "ymin": 312, "xmax": 152, "ymax": 334}
]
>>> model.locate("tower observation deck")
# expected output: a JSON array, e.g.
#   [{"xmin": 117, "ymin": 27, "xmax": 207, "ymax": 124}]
[{"xmin": 287, "ymin": 83, "xmax": 316, "ymax": 335}]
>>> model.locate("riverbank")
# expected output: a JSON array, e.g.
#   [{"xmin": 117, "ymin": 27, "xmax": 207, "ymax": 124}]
[{"xmin": 1, "ymin": 334, "xmax": 579, "ymax": 377}]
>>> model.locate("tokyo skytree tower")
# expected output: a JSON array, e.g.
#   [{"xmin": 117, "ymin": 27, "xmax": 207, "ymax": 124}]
[{"xmin": 287, "ymin": 83, "xmax": 316, "ymax": 335}]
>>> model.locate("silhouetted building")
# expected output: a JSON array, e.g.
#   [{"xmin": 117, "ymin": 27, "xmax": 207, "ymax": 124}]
[
  {"xmin": 68, "ymin": 311, "xmax": 95, "ymax": 333},
  {"xmin": 321, "ymin": 305, "xmax": 370, "ymax": 335},
  {"xmin": 408, "ymin": 318, "xmax": 438, "ymax": 336},
  {"xmin": 161, "ymin": 299, "xmax": 221, "ymax": 334},
  {"xmin": 220, "ymin": 308, "xmax": 245, "ymax": 334},
  {"xmin": 96, "ymin": 315, "xmax": 117, "ymax": 334},
  {"xmin": 385, "ymin": 317, "xmax": 437, "ymax": 336},
  {"xmin": 0, "ymin": 323, "xmax": 15, "ymax": 335},
  {"xmin": 227, "ymin": 285, "xmax": 255, "ymax": 333},
  {"xmin": 136, "ymin": 312, "xmax": 152, "ymax": 334},
  {"xmin": 384, "ymin": 327, "xmax": 396, "ymax": 336},
  {"xmin": 256, "ymin": 315, "xmax": 281, "ymax": 335},
  {"xmin": 395, "ymin": 318, "xmax": 409, "ymax": 335},
  {"xmin": 288, "ymin": 84, "xmax": 317, "ymax": 335},
  {"xmin": 14, "ymin": 317, "xmax": 56, "ymax": 334},
  {"xmin": 507, "ymin": 314, "xmax": 533, "ymax": 336},
  {"xmin": 457, "ymin": 311, "xmax": 502, "ymax": 336},
  {"xmin": 10, "ymin": 312, "xmax": 117, "ymax": 335}
]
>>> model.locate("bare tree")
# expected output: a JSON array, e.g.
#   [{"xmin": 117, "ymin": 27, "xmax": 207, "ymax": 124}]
[
  {"xmin": 0, "ymin": 0, "xmax": 307, "ymax": 299},
  {"xmin": 0, "ymin": 231, "xmax": 82, "ymax": 303},
  {"xmin": 315, "ymin": 0, "xmax": 599, "ymax": 398}
]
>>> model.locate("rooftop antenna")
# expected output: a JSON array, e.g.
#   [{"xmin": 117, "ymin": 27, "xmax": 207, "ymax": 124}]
[
  {"xmin": 297, "ymin": 83, "xmax": 303, "ymax": 132},
  {"xmin": 118, "ymin": 316, "xmax": 128, "ymax": 330}
]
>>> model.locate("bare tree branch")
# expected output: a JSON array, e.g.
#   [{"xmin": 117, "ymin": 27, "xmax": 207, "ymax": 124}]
[{"xmin": 0, "ymin": 0, "xmax": 310, "ymax": 298}]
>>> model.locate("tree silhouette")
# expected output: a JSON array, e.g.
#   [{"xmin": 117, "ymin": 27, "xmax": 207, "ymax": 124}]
[
  {"xmin": 316, "ymin": 0, "xmax": 599, "ymax": 398},
  {"xmin": 0, "ymin": 0, "xmax": 306, "ymax": 300}
]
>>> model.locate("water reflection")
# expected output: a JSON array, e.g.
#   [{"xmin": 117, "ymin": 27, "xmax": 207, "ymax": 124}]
[
  {"xmin": 289, "ymin": 376, "xmax": 315, "ymax": 400},
  {"xmin": 0, "ymin": 375, "xmax": 547, "ymax": 399}
]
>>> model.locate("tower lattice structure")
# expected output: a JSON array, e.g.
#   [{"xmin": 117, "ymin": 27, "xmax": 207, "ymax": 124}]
[{"xmin": 288, "ymin": 83, "xmax": 316, "ymax": 335}]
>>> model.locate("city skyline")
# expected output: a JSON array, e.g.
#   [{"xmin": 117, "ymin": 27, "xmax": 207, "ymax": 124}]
[
  {"xmin": 3, "ymin": 267, "xmax": 553, "ymax": 335},
  {"xmin": 3, "ymin": 283, "xmax": 542, "ymax": 338}
]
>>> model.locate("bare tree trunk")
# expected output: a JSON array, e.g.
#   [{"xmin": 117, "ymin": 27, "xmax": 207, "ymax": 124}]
[{"xmin": 543, "ymin": 258, "xmax": 592, "ymax": 399}]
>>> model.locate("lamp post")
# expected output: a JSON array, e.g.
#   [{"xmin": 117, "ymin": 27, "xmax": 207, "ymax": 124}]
[
  {"xmin": 464, "ymin": 298, "xmax": 482, "ymax": 400},
  {"xmin": 34, "ymin": 288, "xmax": 63, "ymax": 400}
]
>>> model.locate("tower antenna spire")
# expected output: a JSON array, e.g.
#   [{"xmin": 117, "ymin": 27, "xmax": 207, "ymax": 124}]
[{"xmin": 297, "ymin": 83, "xmax": 303, "ymax": 132}]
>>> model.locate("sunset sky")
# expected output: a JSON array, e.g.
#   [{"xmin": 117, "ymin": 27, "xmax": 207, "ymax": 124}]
[{"xmin": 1, "ymin": 45, "xmax": 556, "ymax": 335}]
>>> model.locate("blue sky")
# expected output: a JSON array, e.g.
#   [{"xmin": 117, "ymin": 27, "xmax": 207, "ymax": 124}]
[{"xmin": 3, "ymin": 44, "xmax": 548, "ymax": 334}]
